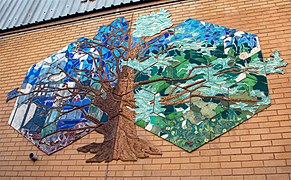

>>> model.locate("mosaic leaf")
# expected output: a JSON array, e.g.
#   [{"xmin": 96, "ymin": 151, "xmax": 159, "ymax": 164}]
[
  {"xmin": 265, "ymin": 50, "xmax": 288, "ymax": 74},
  {"xmin": 132, "ymin": 8, "xmax": 172, "ymax": 37}
]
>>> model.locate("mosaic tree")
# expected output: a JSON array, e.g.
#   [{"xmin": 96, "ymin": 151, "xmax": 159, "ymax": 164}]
[{"xmin": 7, "ymin": 9, "xmax": 287, "ymax": 163}]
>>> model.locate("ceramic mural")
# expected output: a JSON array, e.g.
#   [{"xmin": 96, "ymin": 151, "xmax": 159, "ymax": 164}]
[{"xmin": 7, "ymin": 9, "xmax": 287, "ymax": 158}]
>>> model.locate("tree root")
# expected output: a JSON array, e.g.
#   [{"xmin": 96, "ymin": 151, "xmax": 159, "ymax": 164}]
[
  {"xmin": 77, "ymin": 135, "xmax": 161, "ymax": 163},
  {"xmin": 77, "ymin": 141, "xmax": 114, "ymax": 163},
  {"xmin": 113, "ymin": 133, "xmax": 162, "ymax": 161}
]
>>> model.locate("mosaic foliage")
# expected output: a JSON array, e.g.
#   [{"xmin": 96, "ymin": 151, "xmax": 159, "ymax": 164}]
[
  {"xmin": 7, "ymin": 39, "xmax": 102, "ymax": 154},
  {"xmin": 7, "ymin": 17, "xmax": 131, "ymax": 155},
  {"xmin": 7, "ymin": 9, "xmax": 287, "ymax": 160},
  {"xmin": 132, "ymin": 8, "xmax": 172, "ymax": 37},
  {"xmin": 265, "ymin": 50, "xmax": 288, "ymax": 74},
  {"xmin": 131, "ymin": 18, "xmax": 278, "ymax": 151}
]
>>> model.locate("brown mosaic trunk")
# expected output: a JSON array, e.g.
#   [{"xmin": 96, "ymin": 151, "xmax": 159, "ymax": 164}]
[{"xmin": 77, "ymin": 67, "xmax": 161, "ymax": 163}]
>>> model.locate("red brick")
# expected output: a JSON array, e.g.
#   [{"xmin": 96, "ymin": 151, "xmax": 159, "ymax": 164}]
[
  {"xmin": 170, "ymin": 158, "xmax": 190, "ymax": 164},
  {"xmin": 266, "ymin": 174, "xmax": 290, "ymax": 180},
  {"xmin": 242, "ymin": 161, "xmax": 263, "ymax": 168},
  {"xmin": 264, "ymin": 160, "xmax": 286, "ymax": 166},
  {"xmin": 221, "ymin": 162, "xmax": 242, "ymax": 169},
  {"xmin": 233, "ymin": 168, "xmax": 254, "ymax": 175},
  {"xmin": 231, "ymin": 155, "xmax": 252, "ymax": 161},
  {"xmin": 221, "ymin": 148, "xmax": 241, "ymax": 155},
  {"xmin": 210, "ymin": 155, "xmax": 230, "ymax": 162},
  {"xmin": 252, "ymin": 153, "xmax": 274, "ymax": 160},
  {"xmin": 211, "ymin": 169, "xmax": 232, "ymax": 176},
  {"xmin": 242, "ymin": 175, "xmax": 266, "ymax": 180},
  {"xmin": 222, "ymin": 176, "xmax": 243, "ymax": 180},
  {"xmin": 275, "ymin": 152, "xmax": 291, "ymax": 159},
  {"xmin": 242, "ymin": 147, "xmax": 263, "ymax": 154},
  {"xmin": 171, "ymin": 170, "xmax": 191, "ymax": 176},
  {"xmin": 190, "ymin": 157, "xmax": 210, "ymax": 163},
  {"xmin": 240, "ymin": 135, "xmax": 261, "ymax": 141},
  {"xmin": 272, "ymin": 139, "xmax": 291, "ymax": 146},
  {"xmin": 200, "ymin": 162, "xmax": 220, "ymax": 169},
  {"xmin": 276, "ymin": 166, "xmax": 291, "ymax": 174},
  {"xmin": 191, "ymin": 169, "xmax": 211, "ymax": 176},
  {"xmin": 263, "ymin": 146, "xmax": 285, "ymax": 153},
  {"xmin": 162, "ymin": 164, "xmax": 180, "ymax": 170},
  {"xmin": 254, "ymin": 167, "xmax": 276, "ymax": 174}
]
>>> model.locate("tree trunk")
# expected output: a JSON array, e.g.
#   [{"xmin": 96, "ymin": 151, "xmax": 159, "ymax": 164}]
[
  {"xmin": 76, "ymin": 117, "xmax": 118, "ymax": 163},
  {"xmin": 77, "ymin": 67, "xmax": 162, "ymax": 163},
  {"xmin": 112, "ymin": 94, "xmax": 161, "ymax": 161}
]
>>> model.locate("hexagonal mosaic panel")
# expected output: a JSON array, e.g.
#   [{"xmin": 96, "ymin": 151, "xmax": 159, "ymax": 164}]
[
  {"xmin": 7, "ymin": 39, "xmax": 100, "ymax": 154},
  {"xmin": 133, "ymin": 19, "xmax": 271, "ymax": 152}
]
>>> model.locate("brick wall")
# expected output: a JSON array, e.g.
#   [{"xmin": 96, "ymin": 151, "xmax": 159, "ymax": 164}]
[{"xmin": 1, "ymin": 0, "xmax": 291, "ymax": 179}]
